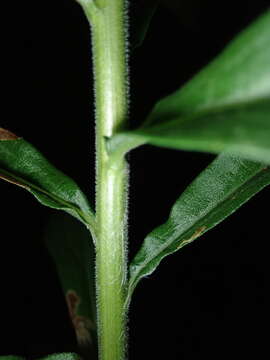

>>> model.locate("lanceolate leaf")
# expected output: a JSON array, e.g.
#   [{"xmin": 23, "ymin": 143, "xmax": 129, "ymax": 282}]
[
  {"xmin": 110, "ymin": 11, "xmax": 270, "ymax": 163},
  {"xmin": 127, "ymin": 154, "xmax": 270, "ymax": 303},
  {"xmin": 0, "ymin": 128, "xmax": 95, "ymax": 231},
  {"xmin": 146, "ymin": 10, "xmax": 270, "ymax": 120},
  {"xmin": 44, "ymin": 212, "xmax": 97, "ymax": 355}
]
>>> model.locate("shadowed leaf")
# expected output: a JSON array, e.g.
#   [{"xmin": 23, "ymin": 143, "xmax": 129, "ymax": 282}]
[
  {"xmin": 131, "ymin": 0, "xmax": 160, "ymax": 48},
  {"xmin": 44, "ymin": 212, "xmax": 97, "ymax": 357}
]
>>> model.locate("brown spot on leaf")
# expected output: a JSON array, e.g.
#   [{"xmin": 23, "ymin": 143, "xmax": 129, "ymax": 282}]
[
  {"xmin": 66, "ymin": 289, "xmax": 94, "ymax": 347},
  {"xmin": 0, "ymin": 128, "xmax": 19, "ymax": 140},
  {"xmin": 178, "ymin": 226, "xmax": 207, "ymax": 249},
  {"xmin": 0, "ymin": 173, "xmax": 30, "ymax": 190},
  {"xmin": 66, "ymin": 289, "xmax": 80, "ymax": 319},
  {"xmin": 194, "ymin": 226, "xmax": 206, "ymax": 238}
]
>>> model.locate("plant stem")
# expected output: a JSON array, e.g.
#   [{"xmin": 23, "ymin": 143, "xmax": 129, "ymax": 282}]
[{"xmin": 82, "ymin": 1, "xmax": 129, "ymax": 359}]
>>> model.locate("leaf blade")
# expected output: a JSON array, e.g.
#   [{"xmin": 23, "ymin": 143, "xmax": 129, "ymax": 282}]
[
  {"xmin": 0, "ymin": 129, "xmax": 95, "ymax": 230},
  {"xmin": 130, "ymin": 99, "xmax": 270, "ymax": 164},
  {"xmin": 128, "ymin": 154, "xmax": 270, "ymax": 303},
  {"xmin": 110, "ymin": 11, "xmax": 270, "ymax": 164},
  {"xmin": 146, "ymin": 10, "xmax": 270, "ymax": 120}
]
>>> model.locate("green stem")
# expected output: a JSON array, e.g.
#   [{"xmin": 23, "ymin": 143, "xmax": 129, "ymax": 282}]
[{"xmin": 81, "ymin": 1, "xmax": 129, "ymax": 359}]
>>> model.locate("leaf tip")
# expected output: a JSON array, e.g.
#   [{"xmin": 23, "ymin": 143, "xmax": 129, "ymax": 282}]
[{"xmin": 0, "ymin": 127, "xmax": 20, "ymax": 140}]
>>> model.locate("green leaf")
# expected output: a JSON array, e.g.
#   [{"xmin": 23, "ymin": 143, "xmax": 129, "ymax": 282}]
[
  {"xmin": 123, "ymin": 100, "xmax": 270, "ymax": 164},
  {"xmin": 132, "ymin": 0, "xmax": 160, "ymax": 48},
  {"xmin": 0, "ymin": 355, "xmax": 82, "ymax": 360},
  {"xmin": 110, "ymin": 11, "xmax": 270, "ymax": 163},
  {"xmin": 127, "ymin": 154, "xmax": 270, "ymax": 304},
  {"xmin": 0, "ymin": 128, "xmax": 95, "ymax": 231},
  {"xmin": 0, "ymin": 357, "xmax": 25, "ymax": 360},
  {"xmin": 44, "ymin": 212, "xmax": 97, "ymax": 355},
  {"xmin": 39, "ymin": 354, "xmax": 81, "ymax": 360},
  {"xmin": 146, "ymin": 10, "xmax": 270, "ymax": 117}
]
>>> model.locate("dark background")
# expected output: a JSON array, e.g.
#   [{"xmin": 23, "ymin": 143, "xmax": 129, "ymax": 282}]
[{"xmin": 1, "ymin": 0, "xmax": 269, "ymax": 359}]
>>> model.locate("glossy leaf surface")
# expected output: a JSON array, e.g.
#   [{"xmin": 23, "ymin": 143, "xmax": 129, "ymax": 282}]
[
  {"xmin": 110, "ymin": 11, "xmax": 270, "ymax": 163},
  {"xmin": 44, "ymin": 212, "xmax": 97, "ymax": 355},
  {"xmin": 128, "ymin": 154, "xmax": 270, "ymax": 302},
  {"xmin": 0, "ymin": 129, "xmax": 95, "ymax": 229}
]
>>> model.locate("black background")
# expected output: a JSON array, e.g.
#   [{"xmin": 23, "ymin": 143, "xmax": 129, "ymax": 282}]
[{"xmin": 1, "ymin": 0, "xmax": 269, "ymax": 359}]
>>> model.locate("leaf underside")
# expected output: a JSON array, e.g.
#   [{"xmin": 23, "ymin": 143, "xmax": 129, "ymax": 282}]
[
  {"xmin": 0, "ymin": 131, "xmax": 94, "ymax": 229},
  {"xmin": 146, "ymin": 10, "xmax": 270, "ymax": 121},
  {"xmin": 117, "ymin": 12, "xmax": 270, "ymax": 303},
  {"xmin": 130, "ymin": 99, "xmax": 270, "ymax": 164},
  {"xmin": 128, "ymin": 154, "xmax": 270, "ymax": 303},
  {"xmin": 110, "ymin": 11, "xmax": 270, "ymax": 164}
]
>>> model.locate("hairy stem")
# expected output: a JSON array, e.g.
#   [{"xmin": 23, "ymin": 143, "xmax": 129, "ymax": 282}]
[{"xmin": 82, "ymin": 1, "xmax": 129, "ymax": 359}]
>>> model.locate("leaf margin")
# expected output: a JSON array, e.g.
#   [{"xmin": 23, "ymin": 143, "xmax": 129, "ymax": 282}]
[{"xmin": 0, "ymin": 130, "xmax": 96, "ymax": 233}]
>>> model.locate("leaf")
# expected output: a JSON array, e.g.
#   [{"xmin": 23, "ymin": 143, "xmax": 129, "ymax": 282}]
[
  {"xmin": 127, "ymin": 154, "xmax": 270, "ymax": 304},
  {"xmin": 0, "ymin": 128, "xmax": 95, "ymax": 231},
  {"xmin": 120, "ymin": 100, "xmax": 270, "ymax": 164},
  {"xmin": 0, "ymin": 357, "xmax": 25, "ymax": 360},
  {"xmin": 109, "ymin": 11, "xmax": 270, "ymax": 164},
  {"xmin": 131, "ymin": 0, "xmax": 160, "ymax": 48},
  {"xmin": 0, "ymin": 355, "xmax": 82, "ymax": 360},
  {"xmin": 44, "ymin": 212, "xmax": 97, "ymax": 355},
  {"xmin": 39, "ymin": 354, "xmax": 82, "ymax": 360},
  {"xmin": 146, "ymin": 10, "xmax": 270, "ymax": 117}
]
